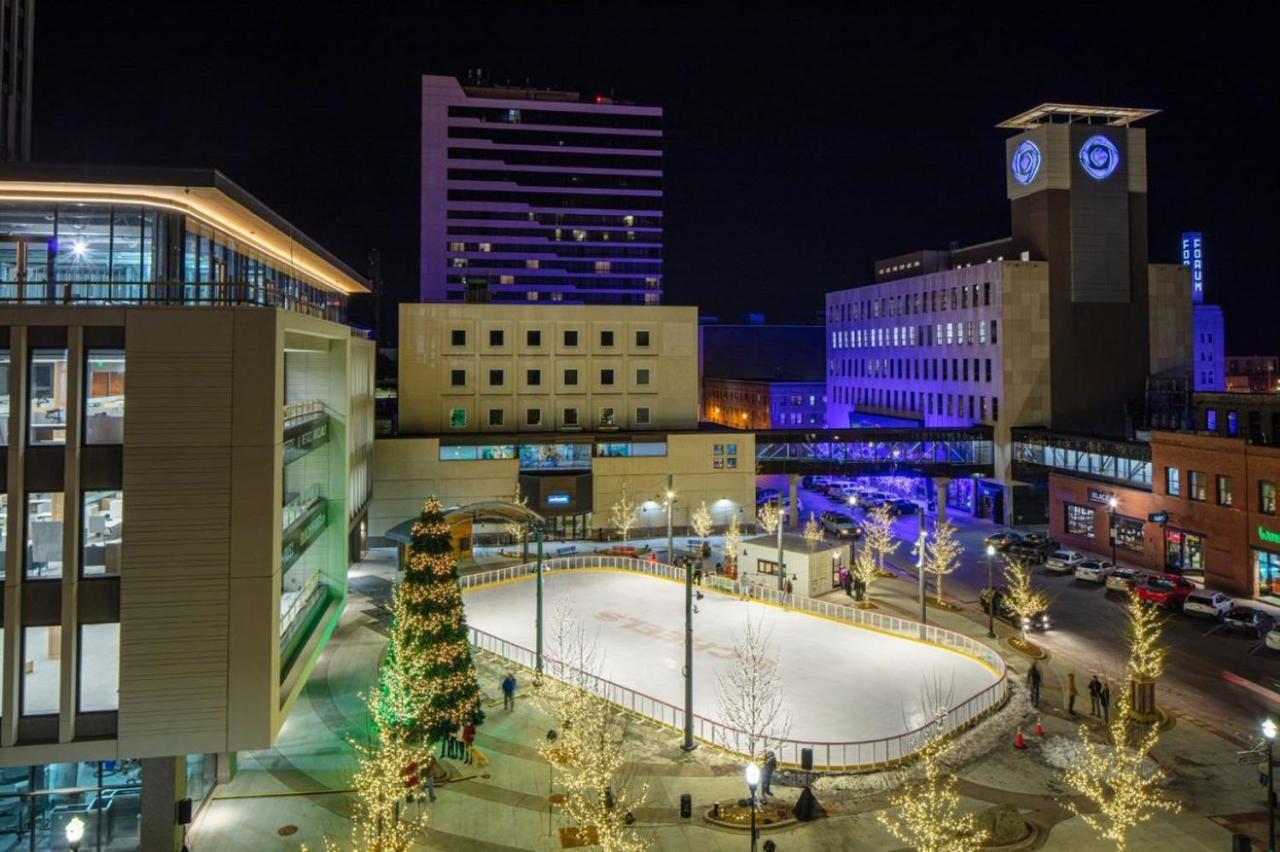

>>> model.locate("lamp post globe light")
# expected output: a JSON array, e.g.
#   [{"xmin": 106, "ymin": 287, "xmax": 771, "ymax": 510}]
[
  {"xmin": 65, "ymin": 815, "xmax": 86, "ymax": 852},
  {"xmin": 745, "ymin": 762, "xmax": 761, "ymax": 852},
  {"xmin": 1264, "ymin": 717, "xmax": 1277, "ymax": 852},
  {"xmin": 985, "ymin": 543, "xmax": 997, "ymax": 639}
]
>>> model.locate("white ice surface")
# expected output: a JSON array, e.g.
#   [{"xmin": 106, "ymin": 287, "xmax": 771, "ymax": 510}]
[{"xmin": 464, "ymin": 570, "xmax": 998, "ymax": 743}]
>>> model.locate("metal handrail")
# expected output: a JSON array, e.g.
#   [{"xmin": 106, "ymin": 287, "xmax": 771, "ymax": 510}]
[
  {"xmin": 0, "ymin": 280, "xmax": 346, "ymax": 323},
  {"xmin": 462, "ymin": 556, "xmax": 1009, "ymax": 771}
]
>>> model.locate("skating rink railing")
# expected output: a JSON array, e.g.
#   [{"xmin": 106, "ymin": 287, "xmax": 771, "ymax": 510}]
[{"xmin": 462, "ymin": 555, "xmax": 1009, "ymax": 771}]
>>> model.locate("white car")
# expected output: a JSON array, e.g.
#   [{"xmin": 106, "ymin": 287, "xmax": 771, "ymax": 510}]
[
  {"xmin": 1105, "ymin": 568, "xmax": 1145, "ymax": 593},
  {"xmin": 1183, "ymin": 590, "xmax": 1234, "ymax": 619},
  {"xmin": 1074, "ymin": 559, "xmax": 1114, "ymax": 583},
  {"xmin": 1266, "ymin": 626, "xmax": 1280, "ymax": 652},
  {"xmin": 1045, "ymin": 549, "xmax": 1086, "ymax": 574}
]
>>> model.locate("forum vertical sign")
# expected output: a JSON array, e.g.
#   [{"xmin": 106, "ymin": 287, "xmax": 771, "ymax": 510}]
[{"xmin": 1182, "ymin": 231, "xmax": 1204, "ymax": 304}]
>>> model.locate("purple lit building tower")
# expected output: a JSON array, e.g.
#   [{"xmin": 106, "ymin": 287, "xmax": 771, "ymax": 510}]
[
  {"xmin": 1184, "ymin": 232, "xmax": 1226, "ymax": 392},
  {"xmin": 420, "ymin": 75, "xmax": 663, "ymax": 305}
]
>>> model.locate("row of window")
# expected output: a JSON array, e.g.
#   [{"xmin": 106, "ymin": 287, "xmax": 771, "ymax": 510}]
[
  {"xmin": 449, "ymin": 405, "xmax": 651, "ymax": 429},
  {"xmin": 834, "ymin": 385, "xmax": 1000, "ymax": 422},
  {"xmin": 1164, "ymin": 465, "xmax": 1261, "ymax": 509},
  {"xmin": 829, "ymin": 280, "xmax": 993, "ymax": 323},
  {"xmin": 0, "ymin": 349, "xmax": 125, "ymax": 447},
  {"xmin": 451, "ymin": 366, "xmax": 651, "ymax": 389},
  {"xmin": 1, "ymin": 623, "xmax": 120, "ymax": 717},
  {"xmin": 451, "ymin": 327, "xmax": 651, "ymax": 349},
  {"xmin": 0, "ymin": 489, "xmax": 124, "ymax": 581},
  {"xmin": 831, "ymin": 319, "xmax": 998, "ymax": 352},
  {"xmin": 833, "ymin": 356, "xmax": 996, "ymax": 383}
]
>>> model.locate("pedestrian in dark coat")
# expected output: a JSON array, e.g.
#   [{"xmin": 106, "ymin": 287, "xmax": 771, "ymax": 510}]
[
  {"xmin": 761, "ymin": 751, "xmax": 777, "ymax": 798},
  {"xmin": 1027, "ymin": 661, "xmax": 1043, "ymax": 708},
  {"xmin": 1100, "ymin": 679, "xmax": 1112, "ymax": 723},
  {"xmin": 1065, "ymin": 672, "xmax": 1078, "ymax": 716},
  {"xmin": 502, "ymin": 672, "xmax": 517, "ymax": 711},
  {"xmin": 463, "ymin": 722, "xmax": 477, "ymax": 764},
  {"xmin": 1087, "ymin": 675, "xmax": 1102, "ymax": 716}
]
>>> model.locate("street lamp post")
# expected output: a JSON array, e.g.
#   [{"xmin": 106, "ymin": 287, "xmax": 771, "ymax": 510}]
[
  {"xmin": 745, "ymin": 762, "xmax": 760, "ymax": 852},
  {"xmin": 666, "ymin": 475, "xmax": 675, "ymax": 564},
  {"xmin": 534, "ymin": 522, "xmax": 545, "ymax": 681},
  {"xmin": 1107, "ymin": 496, "xmax": 1119, "ymax": 566},
  {"xmin": 1265, "ymin": 717, "xmax": 1277, "ymax": 852},
  {"xmin": 985, "ymin": 543, "xmax": 997, "ymax": 639},
  {"xmin": 671, "ymin": 481, "xmax": 697, "ymax": 753}
]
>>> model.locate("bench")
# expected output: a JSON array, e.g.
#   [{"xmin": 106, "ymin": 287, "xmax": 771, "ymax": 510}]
[{"xmin": 555, "ymin": 545, "xmax": 578, "ymax": 556}]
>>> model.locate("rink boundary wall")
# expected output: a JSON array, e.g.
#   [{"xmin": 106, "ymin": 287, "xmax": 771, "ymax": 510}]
[{"xmin": 460, "ymin": 556, "xmax": 1009, "ymax": 772}]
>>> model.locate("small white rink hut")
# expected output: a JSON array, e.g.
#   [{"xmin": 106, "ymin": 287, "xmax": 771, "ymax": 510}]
[{"xmin": 738, "ymin": 533, "xmax": 852, "ymax": 597}]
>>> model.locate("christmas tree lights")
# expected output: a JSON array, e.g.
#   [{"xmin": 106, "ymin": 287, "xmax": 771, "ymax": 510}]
[
  {"xmin": 862, "ymin": 503, "xmax": 899, "ymax": 574},
  {"xmin": 925, "ymin": 520, "xmax": 963, "ymax": 603},
  {"xmin": 1002, "ymin": 559, "xmax": 1047, "ymax": 644}
]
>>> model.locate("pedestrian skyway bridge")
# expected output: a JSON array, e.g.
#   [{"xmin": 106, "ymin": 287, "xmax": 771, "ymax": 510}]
[{"xmin": 752, "ymin": 426, "xmax": 994, "ymax": 477}]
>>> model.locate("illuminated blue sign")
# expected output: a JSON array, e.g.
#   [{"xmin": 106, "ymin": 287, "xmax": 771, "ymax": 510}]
[
  {"xmin": 1010, "ymin": 139, "xmax": 1042, "ymax": 185},
  {"xmin": 546, "ymin": 493, "xmax": 571, "ymax": 506},
  {"xmin": 1078, "ymin": 134, "xmax": 1120, "ymax": 180},
  {"xmin": 1181, "ymin": 231, "xmax": 1204, "ymax": 304}
]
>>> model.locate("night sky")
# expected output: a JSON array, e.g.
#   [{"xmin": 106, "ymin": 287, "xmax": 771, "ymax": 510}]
[{"xmin": 31, "ymin": 3, "xmax": 1278, "ymax": 350}]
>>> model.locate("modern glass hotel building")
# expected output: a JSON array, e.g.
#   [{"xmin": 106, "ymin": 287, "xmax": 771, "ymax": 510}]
[{"xmin": 0, "ymin": 165, "xmax": 375, "ymax": 850}]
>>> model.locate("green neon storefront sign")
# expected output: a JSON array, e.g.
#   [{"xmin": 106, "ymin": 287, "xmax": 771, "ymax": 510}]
[{"xmin": 1260, "ymin": 526, "xmax": 1280, "ymax": 546}]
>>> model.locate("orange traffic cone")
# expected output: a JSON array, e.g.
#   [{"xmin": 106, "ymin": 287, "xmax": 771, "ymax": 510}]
[
  {"xmin": 1014, "ymin": 727, "xmax": 1027, "ymax": 749},
  {"xmin": 1035, "ymin": 716, "xmax": 1044, "ymax": 737}
]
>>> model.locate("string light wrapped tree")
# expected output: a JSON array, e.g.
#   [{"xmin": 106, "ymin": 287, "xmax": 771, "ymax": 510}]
[
  {"xmin": 1060, "ymin": 595, "xmax": 1179, "ymax": 850},
  {"xmin": 401, "ymin": 497, "xmax": 485, "ymax": 746},
  {"xmin": 1002, "ymin": 560, "xmax": 1048, "ymax": 655},
  {"xmin": 610, "ymin": 484, "xmax": 640, "ymax": 544},
  {"xmin": 721, "ymin": 514, "xmax": 744, "ymax": 578},
  {"xmin": 924, "ymin": 520, "xmax": 963, "ymax": 606},
  {"xmin": 1124, "ymin": 593, "xmax": 1168, "ymax": 723},
  {"xmin": 862, "ymin": 503, "xmax": 899, "ymax": 576},
  {"xmin": 804, "ymin": 512, "xmax": 823, "ymax": 551},
  {"xmin": 690, "ymin": 501, "xmax": 714, "ymax": 558},
  {"xmin": 503, "ymin": 482, "xmax": 530, "ymax": 561},
  {"xmin": 346, "ymin": 688, "xmax": 430, "ymax": 852},
  {"xmin": 851, "ymin": 546, "xmax": 880, "ymax": 607},
  {"xmin": 757, "ymin": 500, "xmax": 782, "ymax": 536}
]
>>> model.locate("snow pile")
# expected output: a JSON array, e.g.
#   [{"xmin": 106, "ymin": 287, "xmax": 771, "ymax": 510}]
[{"xmin": 1039, "ymin": 732, "xmax": 1157, "ymax": 774}]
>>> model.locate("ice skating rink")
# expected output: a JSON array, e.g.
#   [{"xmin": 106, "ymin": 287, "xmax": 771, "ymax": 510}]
[{"xmin": 464, "ymin": 569, "xmax": 999, "ymax": 742}]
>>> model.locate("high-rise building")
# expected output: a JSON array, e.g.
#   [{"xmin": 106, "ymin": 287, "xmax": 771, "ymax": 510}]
[
  {"xmin": 0, "ymin": 165, "xmax": 374, "ymax": 850},
  {"xmin": 1183, "ymin": 232, "xmax": 1226, "ymax": 391},
  {"xmin": 1, "ymin": 0, "xmax": 34, "ymax": 162},
  {"xmin": 420, "ymin": 75, "xmax": 663, "ymax": 305},
  {"xmin": 826, "ymin": 104, "xmax": 1192, "ymax": 524}
]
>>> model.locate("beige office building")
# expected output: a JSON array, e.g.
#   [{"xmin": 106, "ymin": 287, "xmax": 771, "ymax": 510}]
[{"xmin": 0, "ymin": 166, "xmax": 374, "ymax": 850}]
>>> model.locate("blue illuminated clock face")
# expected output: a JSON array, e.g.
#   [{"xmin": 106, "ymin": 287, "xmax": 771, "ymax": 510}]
[
  {"xmin": 1010, "ymin": 140, "xmax": 1041, "ymax": 185},
  {"xmin": 1078, "ymin": 134, "xmax": 1120, "ymax": 180}
]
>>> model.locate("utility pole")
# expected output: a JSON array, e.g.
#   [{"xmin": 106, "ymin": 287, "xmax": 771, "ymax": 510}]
[{"xmin": 535, "ymin": 524, "xmax": 544, "ymax": 681}]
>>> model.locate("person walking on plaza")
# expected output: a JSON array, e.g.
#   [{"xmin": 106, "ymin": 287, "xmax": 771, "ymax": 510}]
[
  {"xmin": 1027, "ymin": 661, "xmax": 1042, "ymax": 709},
  {"xmin": 1065, "ymin": 672, "xmax": 1078, "ymax": 716},
  {"xmin": 501, "ymin": 672, "xmax": 517, "ymax": 711},
  {"xmin": 1088, "ymin": 674, "xmax": 1102, "ymax": 716},
  {"xmin": 784, "ymin": 577, "xmax": 793, "ymax": 605},
  {"xmin": 426, "ymin": 756, "xmax": 438, "ymax": 802},
  {"xmin": 462, "ymin": 722, "xmax": 477, "ymax": 765},
  {"xmin": 1100, "ymin": 679, "xmax": 1112, "ymax": 723},
  {"xmin": 761, "ymin": 751, "xmax": 777, "ymax": 799}
]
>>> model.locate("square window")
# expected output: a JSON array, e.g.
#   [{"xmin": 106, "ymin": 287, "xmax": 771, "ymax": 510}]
[
  {"xmin": 488, "ymin": 409, "xmax": 504, "ymax": 426},
  {"xmin": 564, "ymin": 329, "xmax": 579, "ymax": 347},
  {"xmin": 449, "ymin": 408, "xmax": 467, "ymax": 428},
  {"xmin": 601, "ymin": 330, "xmax": 615, "ymax": 347},
  {"xmin": 489, "ymin": 369, "xmax": 505, "ymax": 386},
  {"xmin": 451, "ymin": 369, "xmax": 466, "ymax": 387},
  {"xmin": 451, "ymin": 329, "xmax": 466, "ymax": 346},
  {"xmin": 636, "ymin": 407, "xmax": 651, "ymax": 425},
  {"xmin": 526, "ymin": 408, "xmax": 542, "ymax": 426},
  {"xmin": 599, "ymin": 407, "xmax": 616, "ymax": 426},
  {"xmin": 636, "ymin": 368, "xmax": 650, "ymax": 386},
  {"xmin": 527, "ymin": 329, "xmax": 542, "ymax": 346},
  {"xmin": 636, "ymin": 330, "xmax": 651, "ymax": 347},
  {"xmin": 601, "ymin": 369, "xmax": 615, "ymax": 386},
  {"xmin": 564, "ymin": 407, "xmax": 579, "ymax": 426},
  {"xmin": 489, "ymin": 329, "xmax": 504, "ymax": 347},
  {"xmin": 564, "ymin": 368, "xmax": 579, "ymax": 386},
  {"xmin": 527, "ymin": 369, "xmax": 542, "ymax": 386}
]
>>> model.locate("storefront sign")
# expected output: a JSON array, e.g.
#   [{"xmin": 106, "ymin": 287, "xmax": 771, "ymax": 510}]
[
  {"xmin": 1148, "ymin": 512, "xmax": 1169, "ymax": 524},
  {"xmin": 546, "ymin": 493, "xmax": 571, "ymax": 506},
  {"xmin": 1259, "ymin": 526, "xmax": 1280, "ymax": 546},
  {"xmin": 1087, "ymin": 488, "xmax": 1114, "ymax": 506}
]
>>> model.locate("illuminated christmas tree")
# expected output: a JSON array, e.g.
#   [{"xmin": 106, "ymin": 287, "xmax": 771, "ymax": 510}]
[{"xmin": 401, "ymin": 497, "xmax": 485, "ymax": 743}]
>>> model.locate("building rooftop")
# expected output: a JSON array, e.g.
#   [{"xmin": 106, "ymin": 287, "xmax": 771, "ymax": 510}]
[
  {"xmin": 744, "ymin": 533, "xmax": 848, "ymax": 554},
  {"xmin": 0, "ymin": 163, "xmax": 369, "ymax": 295},
  {"xmin": 996, "ymin": 103, "xmax": 1160, "ymax": 129}
]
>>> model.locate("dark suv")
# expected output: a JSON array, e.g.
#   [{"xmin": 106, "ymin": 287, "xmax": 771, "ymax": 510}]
[{"xmin": 979, "ymin": 587, "xmax": 1051, "ymax": 631}]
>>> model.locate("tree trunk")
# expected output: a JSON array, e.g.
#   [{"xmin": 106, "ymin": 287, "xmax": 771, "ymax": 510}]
[{"xmin": 1129, "ymin": 677, "xmax": 1158, "ymax": 722}]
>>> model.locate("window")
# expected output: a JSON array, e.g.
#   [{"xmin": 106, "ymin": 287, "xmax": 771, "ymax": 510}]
[
  {"xmin": 636, "ymin": 368, "xmax": 650, "ymax": 386},
  {"xmin": 1217, "ymin": 475, "xmax": 1234, "ymax": 507},
  {"xmin": 451, "ymin": 369, "xmax": 466, "ymax": 387},
  {"xmin": 1228, "ymin": 410, "xmax": 1239, "ymax": 435},
  {"xmin": 449, "ymin": 408, "xmax": 467, "ymax": 428},
  {"xmin": 23, "ymin": 627, "xmax": 60, "ymax": 716},
  {"xmin": 600, "ymin": 369, "xmax": 615, "ymax": 386},
  {"xmin": 83, "ymin": 490, "xmax": 123, "ymax": 577},
  {"xmin": 1261, "ymin": 481, "xmax": 1277, "ymax": 515},
  {"xmin": 983, "ymin": 281, "xmax": 990, "ymax": 306},
  {"xmin": 488, "ymin": 369, "xmax": 504, "ymax": 387},
  {"xmin": 29, "ymin": 348, "xmax": 68, "ymax": 445},
  {"xmin": 563, "ymin": 407, "xmax": 579, "ymax": 426},
  {"xmin": 564, "ymin": 368, "xmax": 579, "ymax": 386},
  {"xmin": 79, "ymin": 623, "xmax": 120, "ymax": 712},
  {"xmin": 526, "ymin": 408, "xmax": 542, "ymax": 426},
  {"xmin": 599, "ymin": 407, "xmax": 616, "ymax": 426},
  {"xmin": 992, "ymin": 396, "xmax": 999, "ymax": 422},
  {"xmin": 526, "ymin": 329, "xmax": 542, "ymax": 346},
  {"xmin": 636, "ymin": 407, "xmax": 651, "ymax": 425},
  {"xmin": 489, "ymin": 329, "xmax": 504, "ymax": 347},
  {"xmin": 1206, "ymin": 409, "xmax": 1218, "ymax": 431},
  {"xmin": 636, "ymin": 330, "xmax": 651, "ymax": 347},
  {"xmin": 0, "ymin": 349, "xmax": 8, "ymax": 445},
  {"xmin": 26, "ymin": 492, "xmax": 65, "ymax": 579},
  {"xmin": 564, "ymin": 329, "xmax": 579, "ymax": 347},
  {"xmin": 451, "ymin": 329, "xmax": 466, "ymax": 346},
  {"xmin": 991, "ymin": 320, "xmax": 998, "ymax": 344},
  {"xmin": 1066, "ymin": 503, "xmax": 1096, "ymax": 538},
  {"xmin": 527, "ymin": 368, "xmax": 542, "ymax": 386},
  {"xmin": 600, "ymin": 330, "xmax": 615, "ymax": 347},
  {"xmin": 984, "ymin": 359, "xmax": 992, "ymax": 382},
  {"xmin": 757, "ymin": 559, "xmax": 780, "ymax": 576},
  {"xmin": 1166, "ymin": 466, "xmax": 1181, "ymax": 497},
  {"xmin": 488, "ymin": 409, "xmax": 504, "ymax": 426},
  {"xmin": 1189, "ymin": 471, "xmax": 1206, "ymax": 501}
]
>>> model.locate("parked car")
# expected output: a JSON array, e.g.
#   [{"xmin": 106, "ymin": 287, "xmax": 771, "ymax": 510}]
[
  {"xmin": 984, "ymin": 531, "xmax": 1025, "ymax": 551},
  {"xmin": 820, "ymin": 511, "xmax": 862, "ymax": 538},
  {"xmin": 1222, "ymin": 606, "xmax": 1277, "ymax": 638},
  {"xmin": 1019, "ymin": 533, "xmax": 1060, "ymax": 554},
  {"xmin": 1183, "ymin": 590, "xmax": 1234, "ymax": 619},
  {"xmin": 979, "ymin": 587, "xmax": 1051, "ymax": 631},
  {"xmin": 1045, "ymin": 549, "xmax": 1087, "ymax": 574},
  {"xmin": 887, "ymin": 499, "xmax": 919, "ymax": 517},
  {"xmin": 1009, "ymin": 535, "xmax": 1058, "ymax": 564},
  {"xmin": 1074, "ymin": 559, "xmax": 1115, "ymax": 583},
  {"xmin": 1265, "ymin": 624, "xmax": 1280, "ymax": 652},
  {"xmin": 1105, "ymin": 568, "xmax": 1146, "ymax": 593},
  {"xmin": 1134, "ymin": 573, "xmax": 1196, "ymax": 610}
]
